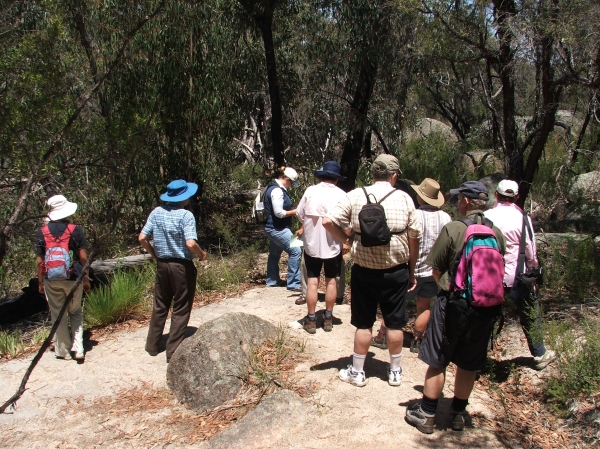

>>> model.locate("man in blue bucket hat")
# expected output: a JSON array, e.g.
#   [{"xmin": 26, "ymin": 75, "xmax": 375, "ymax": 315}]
[{"xmin": 139, "ymin": 179, "xmax": 207, "ymax": 362}]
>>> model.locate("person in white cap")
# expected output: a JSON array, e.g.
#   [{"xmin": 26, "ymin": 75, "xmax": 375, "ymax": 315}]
[
  {"xmin": 36, "ymin": 195, "xmax": 91, "ymax": 361},
  {"xmin": 484, "ymin": 179, "xmax": 555, "ymax": 370},
  {"xmin": 263, "ymin": 166, "xmax": 302, "ymax": 291}
]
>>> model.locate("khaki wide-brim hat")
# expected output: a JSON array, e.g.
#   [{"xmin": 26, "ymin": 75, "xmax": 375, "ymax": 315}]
[{"xmin": 410, "ymin": 178, "xmax": 445, "ymax": 207}]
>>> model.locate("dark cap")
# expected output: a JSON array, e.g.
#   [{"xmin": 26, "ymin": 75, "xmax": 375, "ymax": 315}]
[{"xmin": 449, "ymin": 180, "xmax": 489, "ymax": 200}]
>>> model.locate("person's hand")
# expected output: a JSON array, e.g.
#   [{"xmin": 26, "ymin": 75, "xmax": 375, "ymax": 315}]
[
  {"xmin": 342, "ymin": 242, "xmax": 351, "ymax": 254},
  {"xmin": 295, "ymin": 228, "xmax": 304, "ymax": 238},
  {"xmin": 407, "ymin": 275, "xmax": 417, "ymax": 292},
  {"xmin": 38, "ymin": 282, "xmax": 45, "ymax": 295},
  {"xmin": 198, "ymin": 250, "xmax": 207, "ymax": 262},
  {"xmin": 83, "ymin": 277, "xmax": 91, "ymax": 293}
]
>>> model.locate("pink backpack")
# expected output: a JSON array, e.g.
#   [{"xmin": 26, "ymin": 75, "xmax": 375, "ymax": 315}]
[{"xmin": 452, "ymin": 217, "xmax": 505, "ymax": 308}]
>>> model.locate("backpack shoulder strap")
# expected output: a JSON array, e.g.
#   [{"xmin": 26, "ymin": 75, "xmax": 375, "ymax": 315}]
[
  {"xmin": 459, "ymin": 217, "xmax": 474, "ymax": 227},
  {"xmin": 378, "ymin": 189, "xmax": 397, "ymax": 204},
  {"xmin": 361, "ymin": 187, "xmax": 373, "ymax": 204}
]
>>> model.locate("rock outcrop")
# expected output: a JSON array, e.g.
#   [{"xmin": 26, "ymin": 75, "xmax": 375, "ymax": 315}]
[{"xmin": 167, "ymin": 312, "xmax": 277, "ymax": 413}]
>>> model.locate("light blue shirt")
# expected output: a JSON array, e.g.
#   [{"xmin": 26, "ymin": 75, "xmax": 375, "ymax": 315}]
[{"xmin": 141, "ymin": 205, "xmax": 197, "ymax": 260}]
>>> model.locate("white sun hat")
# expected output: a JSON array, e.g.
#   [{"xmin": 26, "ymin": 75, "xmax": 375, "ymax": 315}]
[{"xmin": 47, "ymin": 195, "xmax": 78, "ymax": 221}]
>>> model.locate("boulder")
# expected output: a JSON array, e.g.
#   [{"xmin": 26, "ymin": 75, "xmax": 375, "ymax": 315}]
[
  {"xmin": 478, "ymin": 172, "xmax": 506, "ymax": 209},
  {"xmin": 202, "ymin": 390, "xmax": 309, "ymax": 449},
  {"xmin": 404, "ymin": 118, "xmax": 458, "ymax": 144},
  {"xmin": 166, "ymin": 312, "xmax": 277, "ymax": 413},
  {"xmin": 568, "ymin": 170, "xmax": 600, "ymax": 203}
]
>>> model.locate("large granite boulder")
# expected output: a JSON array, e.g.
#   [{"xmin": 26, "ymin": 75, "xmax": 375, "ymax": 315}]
[
  {"xmin": 568, "ymin": 170, "xmax": 600, "ymax": 203},
  {"xmin": 167, "ymin": 312, "xmax": 277, "ymax": 413}
]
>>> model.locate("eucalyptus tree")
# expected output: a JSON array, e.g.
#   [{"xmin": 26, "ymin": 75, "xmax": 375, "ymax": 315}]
[{"xmin": 422, "ymin": 0, "xmax": 600, "ymax": 205}]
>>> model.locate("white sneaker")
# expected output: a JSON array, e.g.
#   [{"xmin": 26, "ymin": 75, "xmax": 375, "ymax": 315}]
[
  {"xmin": 533, "ymin": 349, "xmax": 556, "ymax": 370},
  {"xmin": 388, "ymin": 367, "xmax": 403, "ymax": 386},
  {"xmin": 339, "ymin": 365, "xmax": 367, "ymax": 387}
]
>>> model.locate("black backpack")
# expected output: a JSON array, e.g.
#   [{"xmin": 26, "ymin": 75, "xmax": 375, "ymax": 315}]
[{"xmin": 357, "ymin": 187, "xmax": 397, "ymax": 247}]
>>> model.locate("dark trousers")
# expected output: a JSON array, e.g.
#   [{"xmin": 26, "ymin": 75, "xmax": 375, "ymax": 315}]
[
  {"xmin": 146, "ymin": 258, "xmax": 197, "ymax": 358},
  {"xmin": 505, "ymin": 286, "xmax": 546, "ymax": 357}
]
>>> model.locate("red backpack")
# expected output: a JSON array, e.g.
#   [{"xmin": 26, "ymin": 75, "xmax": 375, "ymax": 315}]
[
  {"xmin": 42, "ymin": 224, "xmax": 75, "ymax": 280},
  {"xmin": 451, "ymin": 217, "xmax": 505, "ymax": 308}
]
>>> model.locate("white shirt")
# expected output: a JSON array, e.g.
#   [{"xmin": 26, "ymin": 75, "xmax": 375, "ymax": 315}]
[
  {"xmin": 270, "ymin": 179, "xmax": 289, "ymax": 219},
  {"xmin": 296, "ymin": 182, "xmax": 348, "ymax": 259},
  {"xmin": 415, "ymin": 206, "xmax": 451, "ymax": 277},
  {"xmin": 484, "ymin": 202, "xmax": 538, "ymax": 287}
]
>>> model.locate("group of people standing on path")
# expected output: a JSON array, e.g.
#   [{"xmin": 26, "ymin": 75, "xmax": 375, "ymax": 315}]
[
  {"xmin": 34, "ymin": 153, "xmax": 554, "ymax": 435},
  {"xmin": 261, "ymin": 153, "xmax": 555, "ymax": 434}
]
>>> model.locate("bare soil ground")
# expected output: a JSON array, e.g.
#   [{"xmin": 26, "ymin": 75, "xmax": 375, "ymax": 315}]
[{"xmin": 0, "ymin": 282, "xmax": 564, "ymax": 449}]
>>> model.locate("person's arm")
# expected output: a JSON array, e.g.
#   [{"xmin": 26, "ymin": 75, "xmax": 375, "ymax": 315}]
[
  {"xmin": 78, "ymin": 248, "xmax": 91, "ymax": 293},
  {"xmin": 271, "ymin": 188, "xmax": 296, "ymax": 218},
  {"xmin": 432, "ymin": 268, "xmax": 442, "ymax": 284},
  {"xmin": 295, "ymin": 223, "xmax": 304, "ymax": 238},
  {"xmin": 36, "ymin": 255, "xmax": 45, "ymax": 294},
  {"xmin": 323, "ymin": 217, "xmax": 352, "ymax": 246},
  {"xmin": 186, "ymin": 240, "xmax": 207, "ymax": 261},
  {"xmin": 139, "ymin": 233, "xmax": 157, "ymax": 261},
  {"xmin": 407, "ymin": 237, "xmax": 419, "ymax": 291}
]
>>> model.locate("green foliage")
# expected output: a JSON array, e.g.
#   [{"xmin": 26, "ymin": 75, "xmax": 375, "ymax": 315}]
[
  {"xmin": 84, "ymin": 267, "xmax": 153, "ymax": 329},
  {"xmin": 397, "ymin": 135, "xmax": 463, "ymax": 189},
  {"xmin": 31, "ymin": 326, "xmax": 51, "ymax": 345},
  {"xmin": 0, "ymin": 330, "xmax": 25, "ymax": 358},
  {"xmin": 196, "ymin": 245, "xmax": 259, "ymax": 293},
  {"xmin": 545, "ymin": 318, "xmax": 600, "ymax": 412},
  {"xmin": 538, "ymin": 237, "xmax": 599, "ymax": 304}
]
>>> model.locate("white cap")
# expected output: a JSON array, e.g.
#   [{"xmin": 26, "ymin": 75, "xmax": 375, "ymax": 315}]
[
  {"xmin": 497, "ymin": 180, "xmax": 519, "ymax": 197},
  {"xmin": 283, "ymin": 167, "xmax": 299, "ymax": 188}
]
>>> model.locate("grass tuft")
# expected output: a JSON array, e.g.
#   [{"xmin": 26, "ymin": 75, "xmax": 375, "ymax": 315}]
[
  {"xmin": 196, "ymin": 245, "xmax": 259, "ymax": 294},
  {"xmin": 84, "ymin": 267, "xmax": 153, "ymax": 329},
  {"xmin": 0, "ymin": 329, "xmax": 25, "ymax": 358}
]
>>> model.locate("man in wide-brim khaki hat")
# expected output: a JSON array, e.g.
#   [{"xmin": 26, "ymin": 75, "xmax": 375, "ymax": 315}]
[{"xmin": 410, "ymin": 178, "xmax": 445, "ymax": 208}]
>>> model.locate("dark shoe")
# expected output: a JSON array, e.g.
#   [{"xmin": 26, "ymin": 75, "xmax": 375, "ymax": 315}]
[
  {"xmin": 268, "ymin": 280, "xmax": 287, "ymax": 287},
  {"xmin": 294, "ymin": 296, "xmax": 306, "ymax": 305},
  {"xmin": 166, "ymin": 356, "xmax": 171, "ymax": 363},
  {"xmin": 405, "ymin": 403, "xmax": 435, "ymax": 434},
  {"xmin": 335, "ymin": 295, "xmax": 348, "ymax": 305},
  {"xmin": 451, "ymin": 410, "xmax": 466, "ymax": 431},
  {"xmin": 303, "ymin": 317, "xmax": 316, "ymax": 334},
  {"xmin": 146, "ymin": 349, "xmax": 159, "ymax": 357},
  {"xmin": 370, "ymin": 333, "xmax": 388, "ymax": 350},
  {"xmin": 323, "ymin": 314, "xmax": 333, "ymax": 332},
  {"xmin": 410, "ymin": 338, "xmax": 421, "ymax": 354},
  {"xmin": 288, "ymin": 287, "xmax": 302, "ymax": 293}
]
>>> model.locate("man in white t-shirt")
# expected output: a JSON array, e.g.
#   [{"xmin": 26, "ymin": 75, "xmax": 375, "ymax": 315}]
[
  {"xmin": 296, "ymin": 161, "xmax": 350, "ymax": 334},
  {"xmin": 484, "ymin": 180, "xmax": 555, "ymax": 370}
]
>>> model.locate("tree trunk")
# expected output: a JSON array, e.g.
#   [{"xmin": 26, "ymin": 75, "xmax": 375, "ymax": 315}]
[{"xmin": 257, "ymin": 9, "xmax": 284, "ymax": 167}]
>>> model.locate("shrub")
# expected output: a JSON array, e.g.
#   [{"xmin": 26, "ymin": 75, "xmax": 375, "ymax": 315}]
[
  {"xmin": 196, "ymin": 245, "xmax": 260, "ymax": 294},
  {"xmin": 31, "ymin": 326, "xmax": 51, "ymax": 345},
  {"xmin": 538, "ymin": 236, "xmax": 599, "ymax": 304},
  {"xmin": 84, "ymin": 267, "xmax": 153, "ymax": 329},
  {"xmin": 0, "ymin": 330, "xmax": 25, "ymax": 358},
  {"xmin": 545, "ymin": 318, "xmax": 600, "ymax": 413}
]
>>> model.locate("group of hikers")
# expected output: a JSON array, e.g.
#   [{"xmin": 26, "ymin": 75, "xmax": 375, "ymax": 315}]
[{"xmin": 35, "ymin": 153, "xmax": 555, "ymax": 435}]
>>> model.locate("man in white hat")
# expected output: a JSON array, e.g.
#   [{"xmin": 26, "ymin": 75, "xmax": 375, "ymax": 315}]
[
  {"xmin": 139, "ymin": 179, "xmax": 207, "ymax": 362},
  {"xmin": 484, "ymin": 179, "xmax": 555, "ymax": 370},
  {"xmin": 36, "ymin": 195, "xmax": 91, "ymax": 361}
]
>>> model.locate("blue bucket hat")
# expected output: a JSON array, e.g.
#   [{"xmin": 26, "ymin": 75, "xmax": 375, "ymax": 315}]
[
  {"xmin": 160, "ymin": 179, "xmax": 199, "ymax": 203},
  {"xmin": 314, "ymin": 161, "xmax": 346, "ymax": 181}
]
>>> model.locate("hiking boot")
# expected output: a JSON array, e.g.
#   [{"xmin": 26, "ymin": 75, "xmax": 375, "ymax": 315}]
[
  {"xmin": 405, "ymin": 403, "xmax": 435, "ymax": 434},
  {"xmin": 410, "ymin": 338, "xmax": 421, "ymax": 354},
  {"xmin": 323, "ymin": 314, "xmax": 333, "ymax": 332},
  {"xmin": 370, "ymin": 332, "xmax": 387, "ymax": 350},
  {"xmin": 294, "ymin": 296, "xmax": 306, "ymax": 305},
  {"xmin": 339, "ymin": 365, "xmax": 367, "ymax": 387},
  {"xmin": 388, "ymin": 367, "xmax": 403, "ymax": 386},
  {"xmin": 451, "ymin": 410, "xmax": 467, "ymax": 431},
  {"xmin": 533, "ymin": 349, "xmax": 556, "ymax": 370},
  {"xmin": 303, "ymin": 317, "xmax": 317, "ymax": 334}
]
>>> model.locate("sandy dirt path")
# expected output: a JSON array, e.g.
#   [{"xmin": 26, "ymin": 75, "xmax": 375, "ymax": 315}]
[{"xmin": 0, "ymin": 286, "xmax": 509, "ymax": 448}]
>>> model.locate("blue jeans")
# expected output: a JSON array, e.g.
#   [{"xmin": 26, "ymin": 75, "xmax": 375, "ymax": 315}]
[{"xmin": 265, "ymin": 227, "xmax": 301, "ymax": 289}]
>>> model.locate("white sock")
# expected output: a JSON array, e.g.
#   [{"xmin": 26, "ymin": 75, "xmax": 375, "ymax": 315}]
[
  {"xmin": 390, "ymin": 353, "xmax": 402, "ymax": 372},
  {"xmin": 352, "ymin": 352, "xmax": 366, "ymax": 372}
]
